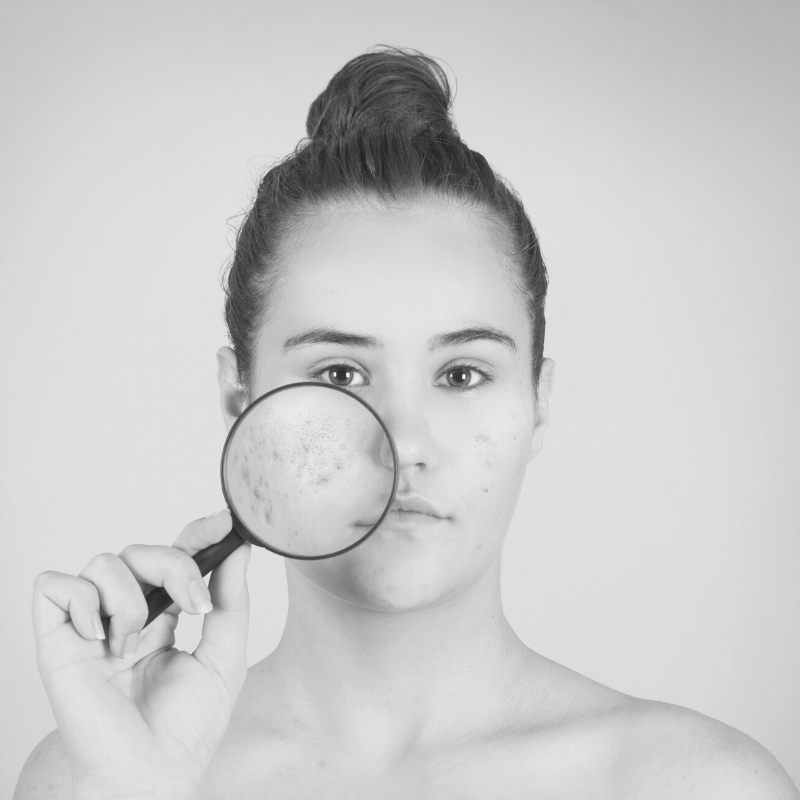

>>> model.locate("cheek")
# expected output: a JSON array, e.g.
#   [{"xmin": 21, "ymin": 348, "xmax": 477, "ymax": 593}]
[
  {"xmin": 473, "ymin": 436, "xmax": 528, "ymax": 553},
  {"xmin": 471, "ymin": 433, "xmax": 500, "ymax": 473},
  {"xmin": 462, "ymin": 422, "xmax": 529, "ymax": 492}
]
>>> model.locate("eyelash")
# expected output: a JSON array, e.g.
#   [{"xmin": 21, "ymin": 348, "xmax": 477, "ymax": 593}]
[
  {"xmin": 309, "ymin": 360, "xmax": 493, "ymax": 392},
  {"xmin": 437, "ymin": 361, "xmax": 493, "ymax": 393}
]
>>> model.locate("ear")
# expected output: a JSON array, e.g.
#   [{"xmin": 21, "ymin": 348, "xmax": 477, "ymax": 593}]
[
  {"xmin": 527, "ymin": 357, "xmax": 555, "ymax": 463},
  {"xmin": 216, "ymin": 346, "xmax": 247, "ymax": 431}
]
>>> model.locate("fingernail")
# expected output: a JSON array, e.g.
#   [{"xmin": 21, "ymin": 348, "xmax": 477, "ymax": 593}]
[
  {"xmin": 121, "ymin": 632, "xmax": 139, "ymax": 659},
  {"xmin": 92, "ymin": 612, "xmax": 106, "ymax": 640},
  {"xmin": 188, "ymin": 579, "xmax": 213, "ymax": 614}
]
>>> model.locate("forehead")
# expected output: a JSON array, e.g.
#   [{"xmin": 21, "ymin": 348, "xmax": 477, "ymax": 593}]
[{"xmin": 261, "ymin": 204, "xmax": 530, "ymax": 352}]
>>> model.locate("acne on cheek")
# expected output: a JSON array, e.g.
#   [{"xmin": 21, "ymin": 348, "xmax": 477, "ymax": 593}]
[
  {"xmin": 468, "ymin": 423, "xmax": 529, "ymax": 495},
  {"xmin": 471, "ymin": 434, "xmax": 497, "ymax": 470},
  {"xmin": 470, "ymin": 427, "xmax": 522, "ymax": 469},
  {"xmin": 465, "ymin": 433, "xmax": 498, "ymax": 498},
  {"xmin": 230, "ymin": 446, "xmax": 274, "ymax": 526},
  {"xmin": 229, "ymin": 418, "xmax": 354, "ymax": 534}
]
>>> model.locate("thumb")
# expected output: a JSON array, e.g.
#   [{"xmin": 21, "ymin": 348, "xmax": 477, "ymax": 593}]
[{"xmin": 193, "ymin": 542, "xmax": 251, "ymax": 690}]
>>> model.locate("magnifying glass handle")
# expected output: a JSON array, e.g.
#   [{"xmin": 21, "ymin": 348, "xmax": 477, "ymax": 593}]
[{"xmin": 143, "ymin": 529, "xmax": 245, "ymax": 628}]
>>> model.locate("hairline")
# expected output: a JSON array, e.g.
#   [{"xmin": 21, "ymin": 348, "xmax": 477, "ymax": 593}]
[{"xmin": 240, "ymin": 191, "xmax": 537, "ymax": 397}]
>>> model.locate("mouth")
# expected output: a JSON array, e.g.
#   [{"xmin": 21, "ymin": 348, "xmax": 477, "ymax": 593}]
[
  {"xmin": 354, "ymin": 496, "xmax": 448, "ymax": 529},
  {"xmin": 385, "ymin": 510, "xmax": 443, "ymax": 527},
  {"xmin": 390, "ymin": 496, "xmax": 446, "ymax": 518},
  {"xmin": 382, "ymin": 495, "xmax": 449, "ymax": 530}
]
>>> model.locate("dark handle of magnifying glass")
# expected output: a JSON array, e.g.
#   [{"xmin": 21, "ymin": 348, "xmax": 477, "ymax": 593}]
[{"xmin": 143, "ymin": 524, "xmax": 246, "ymax": 628}]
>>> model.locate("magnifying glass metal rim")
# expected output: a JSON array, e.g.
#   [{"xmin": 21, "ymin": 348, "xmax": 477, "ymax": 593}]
[{"xmin": 220, "ymin": 381, "xmax": 400, "ymax": 561}]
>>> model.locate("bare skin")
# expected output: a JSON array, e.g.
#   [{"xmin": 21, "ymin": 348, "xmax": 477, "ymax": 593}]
[{"xmin": 17, "ymin": 204, "xmax": 798, "ymax": 799}]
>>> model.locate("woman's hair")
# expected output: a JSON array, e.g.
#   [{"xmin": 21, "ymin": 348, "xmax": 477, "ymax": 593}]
[{"xmin": 224, "ymin": 46, "xmax": 548, "ymax": 401}]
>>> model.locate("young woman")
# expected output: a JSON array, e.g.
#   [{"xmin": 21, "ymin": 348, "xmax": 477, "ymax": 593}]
[{"xmin": 16, "ymin": 47, "xmax": 798, "ymax": 800}]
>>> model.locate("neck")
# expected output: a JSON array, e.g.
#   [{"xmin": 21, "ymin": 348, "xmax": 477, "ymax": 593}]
[{"xmin": 253, "ymin": 554, "xmax": 533, "ymax": 752}]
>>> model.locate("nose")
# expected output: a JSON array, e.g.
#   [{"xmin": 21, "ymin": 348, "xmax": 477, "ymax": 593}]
[{"xmin": 376, "ymin": 395, "xmax": 440, "ymax": 476}]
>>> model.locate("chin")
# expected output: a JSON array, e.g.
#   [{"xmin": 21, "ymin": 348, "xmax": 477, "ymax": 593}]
[
  {"xmin": 296, "ymin": 527, "xmax": 497, "ymax": 613},
  {"xmin": 353, "ymin": 583, "xmax": 448, "ymax": 613}
]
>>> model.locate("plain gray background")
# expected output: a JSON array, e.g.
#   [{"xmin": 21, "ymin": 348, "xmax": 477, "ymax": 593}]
[{"xmin": 2, "ymin": 1, "xmax": 798, "ymax": 795}]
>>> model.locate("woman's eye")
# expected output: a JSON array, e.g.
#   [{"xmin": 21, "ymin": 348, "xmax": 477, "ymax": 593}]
[
  {"xmin": 317, "ymin": 364, "xmax": 367, "ymax": 387},
  {"xmin": 440, "ymin": 366, "xmax": 487, "ymax": 389}
]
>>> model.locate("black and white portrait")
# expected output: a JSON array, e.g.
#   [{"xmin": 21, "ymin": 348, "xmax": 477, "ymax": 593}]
[{"xmin": 3, "ymin": 2, "xmax": 799, "ymax": 797}]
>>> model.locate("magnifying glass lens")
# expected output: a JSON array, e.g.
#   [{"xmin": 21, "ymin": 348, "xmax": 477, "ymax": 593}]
[{"xmin": 222, "ymin": 383, "xmax": 397, "ymax": 558}]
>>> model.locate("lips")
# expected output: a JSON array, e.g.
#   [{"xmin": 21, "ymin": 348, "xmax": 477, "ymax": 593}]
[
  {"xmin": 389, "ymin": 495, "xmax": 447, "ymax": 519},
  {"xmin": 353, "ymin": 495, "xmax": 449, "ymax": 528}
]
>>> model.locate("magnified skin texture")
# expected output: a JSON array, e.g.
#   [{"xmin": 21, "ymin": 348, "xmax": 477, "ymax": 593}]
[{"xmin": 224, "ymin": 385, "xmax": 394, "ymax": 556}]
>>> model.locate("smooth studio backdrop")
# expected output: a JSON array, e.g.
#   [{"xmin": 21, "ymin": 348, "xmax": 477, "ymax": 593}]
[{"xmin": 1, "ymin": 1, "xmax": 798, "ymax": 794}]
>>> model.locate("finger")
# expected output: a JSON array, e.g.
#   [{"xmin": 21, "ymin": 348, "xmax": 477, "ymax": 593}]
[
  {"xmin": 33, "ymin": 571, "xmax": 105, "ymax": 642},
  {"xmin": 118, "ymin": 544, "xmax": 213, "ymax": 616},
  {"xmin": 136, "ymin": 604, "xmax": 179, "ymax": 656},
  {"xmin": 172, "ymin": 509, "xmax": 233, "ymax": 556},
  {"xmin": 194, "ymin": 541, "xmax": 251, "ymax": 691},
  {"xmin": 121, "ymin": 511, "xmax": 231, "ymax": 620},
  {"xmin": 161, "ymin": 511, "xmax": 231, "ymax": 616},
  {"xmin": 78, "ymin": 553, "xmax": 148, "ymax": 659}
]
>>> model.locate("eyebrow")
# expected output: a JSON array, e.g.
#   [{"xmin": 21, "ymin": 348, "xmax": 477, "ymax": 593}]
[
  {"xmin": 283, "ymin": 327, "xmax": 382, "ymax": 352},
  {"xmin": 428, "ymin": 326, "xmax": 517, "ymax": 353},
  {"xmin": 282, "ymin": 325, "xmax": 516, "ymax": 353}
]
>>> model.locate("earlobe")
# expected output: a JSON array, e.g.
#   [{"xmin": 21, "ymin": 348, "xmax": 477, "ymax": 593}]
[
  {"xmin": 216, "ymin": 346, "xmax": 247, "ymax": 431},
  {"xmin": 527, "ymin": 357, "xmax": 556, "ymax": 463}
]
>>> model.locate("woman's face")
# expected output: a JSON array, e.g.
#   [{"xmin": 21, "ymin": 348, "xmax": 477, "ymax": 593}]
[{"xmin": 223, "ymin": 203, "xmax": 552, "ymax": 612}]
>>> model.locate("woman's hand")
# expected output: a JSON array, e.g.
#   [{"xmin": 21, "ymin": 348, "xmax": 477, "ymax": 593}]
[{"xmin": 31, "ymin": 511, "xmax": 251, "ymax": 800}]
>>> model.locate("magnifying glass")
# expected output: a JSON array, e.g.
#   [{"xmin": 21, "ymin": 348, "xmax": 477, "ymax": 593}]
[{"xmin": 143, "ymin": 382, "xmax": 399, "ymax": 626}]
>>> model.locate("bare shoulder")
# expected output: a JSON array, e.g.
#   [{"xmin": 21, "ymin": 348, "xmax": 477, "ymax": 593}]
[
  {"xmin": 515, "ymin": 655, "xmax": 797, "ymax": 799},
  {"xmin": 615, "ymin": 699, "xmax": 799, "ymax": 799},
  {"xmin": 13, "ymin": 729, "xmax": 72, "ymax": 800}
]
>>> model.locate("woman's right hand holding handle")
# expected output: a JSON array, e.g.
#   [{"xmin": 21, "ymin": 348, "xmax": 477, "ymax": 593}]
[{"xmin": 30, "ymin": 511, "xmax": 251, "ymax": 800}]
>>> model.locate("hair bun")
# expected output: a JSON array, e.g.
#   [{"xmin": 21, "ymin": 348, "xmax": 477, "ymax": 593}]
[{"xmin": 306, "ymin": 46, "xmax": 455, "ymax": 141}]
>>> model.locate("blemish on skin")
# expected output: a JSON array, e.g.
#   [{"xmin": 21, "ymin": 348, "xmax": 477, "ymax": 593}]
[
  {"xmin": 483, "ymin": 487, "xmax": 489, "ymax": 493},
  {"xmin": 472, "ymin": 433, "xmax": 497, "ymax": 469},
  {"xmin": 226, "ymin": 409, "xmax": 374, "ymax": 551}
]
